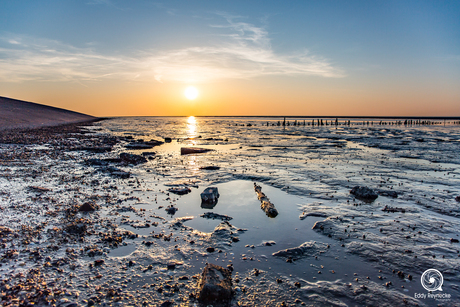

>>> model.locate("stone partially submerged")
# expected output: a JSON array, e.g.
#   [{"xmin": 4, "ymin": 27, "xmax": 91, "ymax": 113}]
[
  {"xmin": 350, "ymin": 186, "xmax": 378, "ymax": 202},
  {"xmin": 272, "ymin": 241, "xmax": 328, "ymax": 259},
  {"xmin": 201, "ymin": 187, "xmax": 219, "ymax": 204},
  {"xmin": 181, "ymin": 147, "xmax": 213, "ymax": 155},
  {"xmin": 254, "ymin": 183, "xmax": 278, "ymax": 218},
  {"xmin": 197, "ymin": 263, "xmax": 233, "ymax": 306},
  {"xmin": 201, "ymin": 212, "xmax": 232, "ymax": 221}
]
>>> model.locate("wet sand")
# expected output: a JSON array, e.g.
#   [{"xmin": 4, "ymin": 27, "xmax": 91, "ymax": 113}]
[{"xmin": 0, "ymin": 116, "xmax": 459, "ymax": 306}]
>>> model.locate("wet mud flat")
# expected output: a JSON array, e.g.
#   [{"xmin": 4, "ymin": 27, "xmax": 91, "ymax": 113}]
[{"xmin": 1, "ymin": 117, "xmax": 460, "ymax": 306}]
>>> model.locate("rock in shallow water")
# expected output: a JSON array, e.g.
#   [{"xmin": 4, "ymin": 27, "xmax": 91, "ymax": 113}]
[
  {"xmin": 272, "ymin": 241, "xmax": 328, "ymax": 258},
  {"xmin": 201, "ymin": 187, "xmax": 220, "ymax": 204},
  {"xmin": 181, "ymin": 147, "xmax": 213, "ymax": 155},
  {"xmin": 197, "ymin": 263, "xmax": 233, "ymax": 305}
]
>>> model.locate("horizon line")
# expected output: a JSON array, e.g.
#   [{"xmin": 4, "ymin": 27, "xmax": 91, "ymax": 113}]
[{"xmin": 99, "ymin": 115, "xmax": 460, "ymax": 120}]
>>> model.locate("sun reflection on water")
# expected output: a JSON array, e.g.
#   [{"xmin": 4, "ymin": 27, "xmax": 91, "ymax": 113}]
[{"xmin": 187, "ymin": 116, "xmax": 197, "ymax": 140}]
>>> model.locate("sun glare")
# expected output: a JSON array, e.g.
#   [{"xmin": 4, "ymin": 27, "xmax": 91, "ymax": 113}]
[{"xmin": 184, "ymin": 86, "xmax": 199, "ymax": 100}]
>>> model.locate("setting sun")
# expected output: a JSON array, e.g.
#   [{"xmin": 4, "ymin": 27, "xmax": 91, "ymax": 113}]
[{"xmin": 184, "ymin": 86, "xmax": 199, "ymax": 100}]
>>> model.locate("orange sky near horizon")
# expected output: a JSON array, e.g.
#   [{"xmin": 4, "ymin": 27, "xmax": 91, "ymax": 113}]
[{"xmin": 2, "ymin": 75, "xmax": 459, "ymax": 117}]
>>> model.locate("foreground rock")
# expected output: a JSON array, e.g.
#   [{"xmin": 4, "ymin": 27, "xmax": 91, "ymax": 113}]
[
  {"xmin": 197, "ymin": 263, "xmax": 233, "ymax": 306},
  {"xmin": 350, "ymin": 186, "xmax": 378, "ymax": 202},
  {"xmin": 254, "ymin": 183, "xmax": 278, "ymax": 218}
]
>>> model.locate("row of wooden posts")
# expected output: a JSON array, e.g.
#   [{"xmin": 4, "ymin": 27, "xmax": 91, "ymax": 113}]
[{"xmin": 260, "ymin": 118, "xmax": 460, "ymax": 127}]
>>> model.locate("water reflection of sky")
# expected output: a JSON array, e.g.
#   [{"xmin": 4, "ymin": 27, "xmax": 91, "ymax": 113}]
[{"xmin": 187, "ymin": 116, "xmax": 197, "ymax": 140}]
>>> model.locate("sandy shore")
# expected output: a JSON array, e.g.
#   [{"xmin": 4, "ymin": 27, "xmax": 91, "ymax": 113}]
[{"xmin": 0, "ymin": 96, "xmax": 97, "ymax": 131}]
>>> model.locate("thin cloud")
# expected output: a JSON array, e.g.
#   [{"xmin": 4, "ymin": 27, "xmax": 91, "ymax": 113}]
[{"xmin": 0, "ymin": 17, "xmax": 344, "ymax": 84}]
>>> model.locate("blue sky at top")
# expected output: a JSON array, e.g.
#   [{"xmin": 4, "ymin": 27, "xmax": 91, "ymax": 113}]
[{"xmin": 0, "ymin": 0, "xmax": 459, "ymax": 116}]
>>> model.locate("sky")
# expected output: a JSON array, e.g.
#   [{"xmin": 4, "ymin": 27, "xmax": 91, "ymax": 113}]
[{"xmin": 0, "ymin": 0, "xmax": 459, "ymax": 117}]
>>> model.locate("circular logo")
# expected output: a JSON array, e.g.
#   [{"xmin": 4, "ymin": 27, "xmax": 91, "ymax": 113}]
[{"xmin": 421, "ymin": 269, "xmax": 443, "ymax": 291}]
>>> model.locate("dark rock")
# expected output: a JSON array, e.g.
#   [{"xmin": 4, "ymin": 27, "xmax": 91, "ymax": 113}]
[
  {"xmin": 165, "ymin": 206, "xmax": 178, "ymax": 215},
  {"xmin": 79, "ymin": 202, "xmax": 96, "ymax": 212},
  {"xmin": 181, "ymin": 147, "xmax": 213, "ymax": 155},
  {"xmin": 200, "ymin": 166, "xmax": 221, "ymax": 170},
  {"xmin": 94, "ymin": 259, "xmax": 104, "ymax": 266},
  {"xmin": 200, "ymin": 212, "xmax": 232, "ymax": 221},
  {"xmin": 456, "ymin": 196, "xmax": 460, "ymax": 202},
  {"xmin": 201, "ymin": 187, "xmax": 219, "ymax": 204},
  {"xmin": 164, "ymin": 137, "xmax": 172, "ymax": 143},
  {"xmin": 350, "ymin": 186, "xmax": 378, "ymax": 202},
  {"xmin": 141, "ymin": 152, "xmax": 156, "ymax": 156},
  {"xmin": 168, "ymin": 187, "xmax": 191, "ymax": 195},
  {"xmin": 206, "ymin": 247, "xmax": 215, "ymax": 253},
  {"xmin": 125, "ymin": 139, "xmax": 164, "ymax": 149},
  {"xmin": 120, "ymin": 153, "xmax": 147, "ymax": 165},
  {"xmin": 197, "ymin": 263, "xmax": 233, "ymax": 305},
  {"xmin": 451, "ymin": 238, "xmax": 459, "ymax": 243}
]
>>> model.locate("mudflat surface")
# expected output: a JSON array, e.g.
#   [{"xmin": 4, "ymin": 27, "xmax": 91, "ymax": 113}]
[
  {"xmin": 1, "ymin": 117, "xmax": 459, "ymax": 306},
  {"xmin": 0, "ymin": 96, "xmax": 96, "ymax": 130}
]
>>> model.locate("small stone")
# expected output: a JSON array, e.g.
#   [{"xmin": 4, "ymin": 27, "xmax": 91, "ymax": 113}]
[
  {"xmin": 79, "ymin": 202, "xmax": 96, "ymax": 212},
  {"xmin": 94, "ymin": 259, "xmax": 104, "ymax": 266}
]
